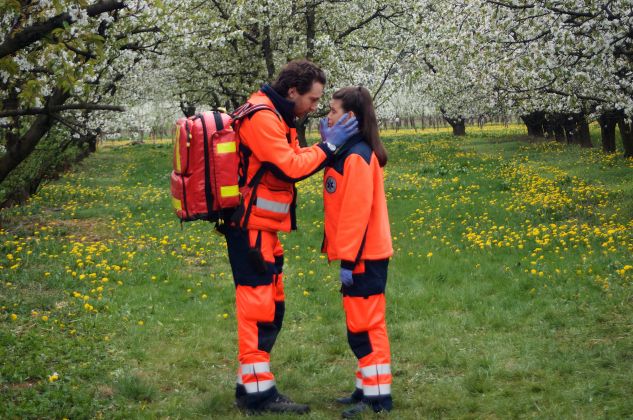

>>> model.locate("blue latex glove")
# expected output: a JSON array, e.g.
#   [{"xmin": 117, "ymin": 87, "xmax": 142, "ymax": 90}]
[
  {"xmin": 319, "ymin": 116, "xmax": 359, "ymax": 149},
  {"xmin": 340, "ymin": 267, "xmax": 354, "ymax": 287},
  {"xmin": 319, "ymin": 117, "xmax": 329, "ymax": 143}
]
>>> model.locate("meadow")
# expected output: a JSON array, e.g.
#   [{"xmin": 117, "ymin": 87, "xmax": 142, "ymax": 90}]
[{"xmin": 1, "ymin": 126, "xmax": 633, "ymax": 419}]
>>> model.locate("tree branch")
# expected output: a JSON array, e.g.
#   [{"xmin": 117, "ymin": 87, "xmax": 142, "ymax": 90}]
[
  {"xmin": 336, "ymin": 6, "xmax": 388, "ymax": 42},
  {"xmin": 0, "ymin": 0, "xmax": 125, "ymax": 59},
  {"xmin": 0, "ymin": 104, "xmax": 125, "ymax": 118}
]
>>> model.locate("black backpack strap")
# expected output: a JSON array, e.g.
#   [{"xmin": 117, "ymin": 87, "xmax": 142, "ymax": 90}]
[
  {"xmin": 233, "ymin": 103, "xmax": 277, "ymax": 189},
  {"xmin": 229, "ymin": 102, "xmax": 282, "ymax": 230},
  {"xmin": 290, "ymin": 184, "xmax": 298, "ymax": 230},
  {"xmin": 237, "ymin": 164, "xmax": 268, "ymax": 229},
  {"xmin": 197, "ymin": 114, "xmax": 214, "ymax": 218}
]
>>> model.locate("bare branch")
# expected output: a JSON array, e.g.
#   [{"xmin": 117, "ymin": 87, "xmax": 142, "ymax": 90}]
[
  {"xmin": 0, "ymin": 104, "xmax": 125, "ymax": 118},
  {"xmin": 337, "ymin": 6, "xmax": 388, "ymax": 42}
]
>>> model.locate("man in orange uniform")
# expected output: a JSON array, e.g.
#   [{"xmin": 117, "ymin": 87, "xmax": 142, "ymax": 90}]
[{"xmin": 224, "ymin": 60, "xmax": 358, "ymax": 414}]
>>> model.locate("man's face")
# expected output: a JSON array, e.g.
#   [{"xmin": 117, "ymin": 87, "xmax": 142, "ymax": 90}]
[{"xmin": 288, "ymin": 82, "xmax": 324, "ymax": 118}]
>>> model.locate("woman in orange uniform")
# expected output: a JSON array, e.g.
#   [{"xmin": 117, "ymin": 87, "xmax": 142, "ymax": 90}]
[{"xmin": 320, "ymin": 86, "xmax": 393, "ymax": 418}]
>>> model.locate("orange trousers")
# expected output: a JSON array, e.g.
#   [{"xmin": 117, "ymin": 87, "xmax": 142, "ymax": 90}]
[
  {"xmin": 343, "ymin": 259, "xmax": 392, "ymax": 401},
  {"xmin": 225, "ymin": 227, "xmax": 284, "ymax": 406}
]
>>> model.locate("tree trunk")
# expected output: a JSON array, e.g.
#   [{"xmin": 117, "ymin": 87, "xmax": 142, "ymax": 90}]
[
  {"xmin": 563, "ymin": 113, "xmax": 592, "ymax": 147},
  {"xmin": 179, "ymin": 101, "xmax": 196, "ymax": 117},
  {"xmin": 443, "ymin": 115, "xmax": 466, "ymax": 136},
  {"xmin": 543, "ymin": 114, "xmax": 555, "ymax": 139},
  {"xmin": 440, "ymin": 108, "xmax": 466, "ymax": 136},
  {"xmin": 521, "ymin": 111, "xmax": 545, "ymax": 137},
  {"xmin": 552, "ymin": 115, "xmax": 566, "ymax": 142},
  {"xmin": 305, "ymin": 4, "xmax": 316, "ymax": 60},
  {"xmin": 0, "ymin": 130, "xmax": 98, "ymax": 209},
  {"xmin": 598, "ymin": 112, "xmax": 618, "ymax": 153},
  {"xmin": 261, "ymin": 23, "xmax": 275, "ymax": 79},
  {"xmin": 562, "ymin": 114, "xmax": 577, "ymax": 144},
  {"xmin": 0, "ymin": 89, "xmax": 70, "ymax": 183},
  {"xmin": 577, "ymin": 114, "xmax": 592, "ymax": 148},
  {"xmin": 618, "ymin": 117, "xmax": 633, "ymax": 158},
  {"xmin": 297, "ymin": 116, "xmax": 308, "ymax": 147}
]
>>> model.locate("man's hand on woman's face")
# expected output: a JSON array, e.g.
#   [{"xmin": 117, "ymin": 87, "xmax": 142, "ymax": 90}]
[{"xmin": 319, "ymin": 115, "xmax": 359, "ymax": 149}]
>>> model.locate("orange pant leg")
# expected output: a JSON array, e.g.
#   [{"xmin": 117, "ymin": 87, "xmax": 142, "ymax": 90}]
[
  {"xmin": 342, "ymin": 259, "xmax": 392, "ymax": 401},
  {"xmin": 226, "ymin": 227, "xmax": 285, "ymax": 406}
]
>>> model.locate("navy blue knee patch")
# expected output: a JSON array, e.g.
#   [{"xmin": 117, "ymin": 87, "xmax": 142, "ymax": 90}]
[
  {"xmin": 347, "ymin": 329, "xmax": 372, "ymax": 359},
  {"xmin": 224, "ymin": 227, "xmax": 275, "ymax": 287}
]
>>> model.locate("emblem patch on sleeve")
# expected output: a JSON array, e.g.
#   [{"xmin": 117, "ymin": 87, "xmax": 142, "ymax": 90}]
[{"xmin": 325, "ymin": 176, "xmax": 337, "ymax": 193}]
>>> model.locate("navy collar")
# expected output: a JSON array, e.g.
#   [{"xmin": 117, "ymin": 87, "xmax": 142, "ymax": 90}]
[
  {"xmin": 333, "ymin": 133, "xmax": 365, "ymax": 159},
  {"xmin": 261, "ymin": 84, "xmax": 296, "ymax": 128}
]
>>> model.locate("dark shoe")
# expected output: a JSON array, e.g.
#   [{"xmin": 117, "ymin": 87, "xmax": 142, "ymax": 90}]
[
  {"xmin": 235, "ymin": 395, "xmax": 247, "ymax": 410},
  {"xmin": 336, "ymin": 396, "xmax": 360, "ymax": 405},
  {"xmin": 342, "ymin": 401, "xmax": 372, "ymax": 418},
  {"xmin": 336, "ymin": 388, "xmax": 364, "ymax": 405},
  {"xmin": 342, "ymin": 400, "xmax": 391, "ymax": 418},
  {"xmin": 255, "ymin": 393, "xmax": 310, "ymax": 415}
]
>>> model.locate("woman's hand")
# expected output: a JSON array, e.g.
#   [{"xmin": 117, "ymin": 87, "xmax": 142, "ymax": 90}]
[{"xmin": 340, "ymin": 267, "xmax": 354, "ymax": 287}]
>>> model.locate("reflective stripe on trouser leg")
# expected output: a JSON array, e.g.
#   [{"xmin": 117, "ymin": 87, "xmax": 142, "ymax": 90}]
[
  {"xmin": 240, "ymin": 362, "xmax": 276, "ymax": 394},
  {"xmin": 344, "ymin": 292, "xmax": 391, "ymax": 399},
  {"xmin": 360, "ymin": 363, "xmax": 392, "ymax": 397},
  {"xmin": 355, "ymin": 368, "xmax": 363, "ymax": 389},
  {"xmin": 233, "ymin": 230, "xmax": 285, "ymax": 407}
]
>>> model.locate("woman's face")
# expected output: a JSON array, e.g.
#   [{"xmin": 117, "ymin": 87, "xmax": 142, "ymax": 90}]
[{"xmin": 327, "ymin": 99, "xmax": 346, "ymax": 127}]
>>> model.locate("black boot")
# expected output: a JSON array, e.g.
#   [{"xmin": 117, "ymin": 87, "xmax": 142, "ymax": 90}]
[
  {"xmin": 336, "ymin": 388, "xmax": 364, "ymax": 405},
  {"xmin": 341, "ymin": 397, "xmax": 392, "ymax": 418},
  {"xmin": 252, "ymin": 393, "xmax": 310, "ymax": 415},
  {"xmin": 235, "ymin": 384, "xmax": 247, "ymax": 409}
]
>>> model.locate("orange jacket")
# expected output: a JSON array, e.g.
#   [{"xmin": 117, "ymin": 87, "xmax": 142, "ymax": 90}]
[
  {"xmin": 322, "ymin": 135, "xmax": 393, "ymax": 268},
  {"xmin": 238, "ymin": 85, "xmax": 332, "ymax": 232}
]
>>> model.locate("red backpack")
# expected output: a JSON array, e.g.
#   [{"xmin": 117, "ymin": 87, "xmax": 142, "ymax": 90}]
[{"xmin": 170, "ymin": 104, "xmax": 272, "ymax": 223}]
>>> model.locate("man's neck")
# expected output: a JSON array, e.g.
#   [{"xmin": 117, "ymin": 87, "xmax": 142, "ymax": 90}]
[{"xmin": 261, "ymin": 84, "xmax": 296, "ymax": 128}]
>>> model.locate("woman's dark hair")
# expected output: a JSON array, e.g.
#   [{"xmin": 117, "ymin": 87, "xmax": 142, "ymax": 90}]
[
  {"xmin": 271, "ymin": 59, "xmax": 326, "ymax": 97},
  {"xmin": 332, "ymin": 86, "xmax": 388, "ymax": 167}
]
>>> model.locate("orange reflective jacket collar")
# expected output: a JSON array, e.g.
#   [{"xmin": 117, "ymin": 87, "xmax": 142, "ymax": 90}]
[{"xmin": 261, "ymin": 84, "xmax": 296, "ymax": 128}]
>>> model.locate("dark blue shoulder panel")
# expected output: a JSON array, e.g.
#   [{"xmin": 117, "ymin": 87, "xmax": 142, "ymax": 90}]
[{"xmin": 330, "ymin": 139, "xmax": 372, "ymax": 175}]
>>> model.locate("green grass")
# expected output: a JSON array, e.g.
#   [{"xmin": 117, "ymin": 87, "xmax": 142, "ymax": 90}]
[{"xmin": 1, "ymin": 126, "xmax": 633, "ymax": 418}]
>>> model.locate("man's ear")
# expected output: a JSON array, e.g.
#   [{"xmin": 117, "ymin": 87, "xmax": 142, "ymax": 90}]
[{"xmin": 287, "ymin": 87, "xmax": 297, "ymax": 100}]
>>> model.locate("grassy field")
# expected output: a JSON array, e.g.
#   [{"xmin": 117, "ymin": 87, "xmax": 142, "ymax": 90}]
[{"xmin": 1, "ymin": 125, "xmax": 633, "ymax": 419}]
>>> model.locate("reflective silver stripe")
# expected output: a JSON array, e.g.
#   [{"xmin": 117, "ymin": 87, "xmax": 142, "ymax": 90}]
[
  {"xmin": 240, "ymin": 362, "xmax": 271, "ymax": 375},
  {"xmin": 256, "ymin": 197, "xmax": 290, "ymax": 214},
  {"xmin": 244, "ymin": 379, "xmax": 276, "ymax": 394},
  {"xmin": 355, "ymin": 376, "xmax": 363, "ymax": 389},
  {"xmin": 236, "ymin": 366, "xmax": 243, "ymax": 384},
  {"xmin": 360, "ymin": 364, "xmax": 391, "ymax": 377},
  {"xmin": 363, "ymin": 383, "xmax": 392, "ymax": 396}
]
